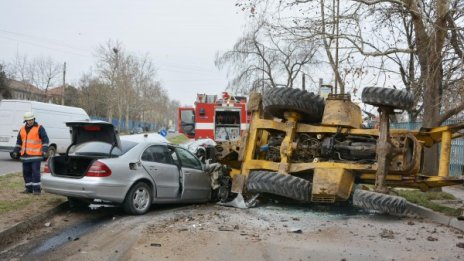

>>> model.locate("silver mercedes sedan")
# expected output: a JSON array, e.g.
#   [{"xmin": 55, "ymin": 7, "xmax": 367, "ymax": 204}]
[{"xmin": 42, "ymin": 121, "xmax": 213, "ymax": 215}]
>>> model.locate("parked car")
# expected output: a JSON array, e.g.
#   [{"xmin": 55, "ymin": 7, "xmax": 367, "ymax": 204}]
[
  {"xmin": 42, "ymin": 121, "xmax": 214, "ymax": 215},
  {"xmin": 130, "ymin": 126, "xmax": 144, "ymax": 134}
]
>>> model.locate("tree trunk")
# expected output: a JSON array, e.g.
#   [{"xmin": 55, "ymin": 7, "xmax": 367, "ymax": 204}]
[
  {"xmin": 125, "ymin": 104, "xmax": 130, "ymax": 131},
  {"xmin": 420, "ymin": 58, "xmax": 443, "ymax": 175},
  {"xmin": 108, "ymin": 107, "xmax": 113, "ymax": 124}
]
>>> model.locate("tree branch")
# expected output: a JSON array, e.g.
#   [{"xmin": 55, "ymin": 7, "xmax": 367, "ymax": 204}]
[{"xmin": 438, "ymin": 101, "xmax": 464, "ymax": 124}]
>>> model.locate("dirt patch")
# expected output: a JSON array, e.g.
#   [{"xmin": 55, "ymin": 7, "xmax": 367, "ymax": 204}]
[{"xmin": 0, "ymin": 173, "xmax": 66, "ymax": 232}]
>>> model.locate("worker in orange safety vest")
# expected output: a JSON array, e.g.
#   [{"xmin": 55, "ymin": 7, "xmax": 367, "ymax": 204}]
[{"xmin": 12, "ymin": 112, "xmax": 49, "ymax": 195}]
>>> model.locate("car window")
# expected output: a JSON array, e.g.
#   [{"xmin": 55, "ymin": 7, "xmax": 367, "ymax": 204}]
[
  {"xmin": 175, "ymin": 147, "xmax": 202, "ymax": 170},
  {"xmin": 73, "ymin": 140, "xmax": 137, "ymax": 156},
  {"xmin": 169, "ymin": 147, "xmax": 180, "ymax": 165},
  {"xmin": 141, "ymin": 145, "xmax": 172, "ymax": 164}
]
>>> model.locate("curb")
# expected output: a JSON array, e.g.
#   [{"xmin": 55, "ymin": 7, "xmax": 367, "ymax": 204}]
[
  {"xmin": 0, "ymin": 202, "xmax": 68, "ymax": 248},
  {"xmin": 407, "ymin": 202, "xmax": 464, "ymax": 232}
]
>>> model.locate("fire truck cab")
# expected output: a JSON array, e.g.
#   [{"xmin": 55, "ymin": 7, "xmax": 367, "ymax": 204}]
[{"xmin": 178, "ymin": 92, "xmax": 248, "ymax": 141}]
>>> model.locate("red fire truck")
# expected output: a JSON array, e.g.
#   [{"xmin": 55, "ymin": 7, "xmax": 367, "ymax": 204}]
[{"xmin": 178, "ymin": 92, "xmax": 248, "ymax": 141}]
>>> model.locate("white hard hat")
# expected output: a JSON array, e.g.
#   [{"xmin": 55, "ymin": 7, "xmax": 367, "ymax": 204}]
[{"xmin": 24, "ymin": 112, "xmax": 35, "ymax": 121}]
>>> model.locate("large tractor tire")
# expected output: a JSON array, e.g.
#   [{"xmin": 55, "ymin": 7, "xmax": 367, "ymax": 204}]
[
  {"xmin": 361, "ymin": 87, "xmax": 414, "ymax": 110},
  {"xmin": 246, "ymin": 170, "xmax": 311, "ymax": 202},
  {"xmin": 352, "ymin": 189, "xmax": 409, "ymax": 216},
  {"xmin": 263, "ymin": 87, "xmax": 325, "ymax": 123}
]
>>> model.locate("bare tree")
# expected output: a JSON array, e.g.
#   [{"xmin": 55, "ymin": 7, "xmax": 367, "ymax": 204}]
[
  {"xmin": 78, "ymin": 72, "xmax": 110, "ymax": 118},
  {"xmin": 215, "ymin": 19, "xmax": 319, "ymax": 94},
  {"xmin": 240, "ymin": 0, "xmax": 464, "ymax": 173},
  {"xmin": 29, "ymin": 56, "xmax": 61, "ymax": 94},
  {"xmin": 92, "ymin": 39, "xmax": 176, "ymax": 131},
  {"xmin": 95, "ymin": 40, "xmax": 125, "ymax": 122},
  {"xmin": 9, "ymin": 53, "xmax": 31, "ymax": 84}
]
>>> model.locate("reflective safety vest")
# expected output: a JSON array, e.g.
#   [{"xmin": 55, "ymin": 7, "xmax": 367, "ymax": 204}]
[{"xmin": 20, "ymin": 125, "xmax": 43, "ymax": 156}]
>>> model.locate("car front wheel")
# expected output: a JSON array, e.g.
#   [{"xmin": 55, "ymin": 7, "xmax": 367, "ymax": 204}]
[{"xmin": 123, "ymin": 182, "xmax": 152, "ymax": 215}]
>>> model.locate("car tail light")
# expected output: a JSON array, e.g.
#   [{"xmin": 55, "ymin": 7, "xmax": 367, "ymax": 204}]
[
  {"xmin": 86, "ymin": 160, "xmax": 112, "ymax": 177},
  {"xmin": 43, "ymin": 158, "xmax": 50, "ymax": 173}
]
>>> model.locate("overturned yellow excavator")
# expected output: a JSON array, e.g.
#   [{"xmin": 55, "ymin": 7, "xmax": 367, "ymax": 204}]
[{"xmin": 215, "ymin": 87, "xmax": 464, "ymax": 214}]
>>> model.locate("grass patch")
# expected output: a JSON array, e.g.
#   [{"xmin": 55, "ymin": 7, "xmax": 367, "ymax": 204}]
[
  {"xmin": 0, "ymin": 172, "xmax": 66, "ymax": 215},
  {"xmin": 167, "ymin": 134, "xmax": 190, "ymax": 144},
  {"xmin": 396, "ymin": 189, "xmax": 461, "ymax": 217},
  {"xmin": 0, "ymin": 198, "xmax": 34, "ymax": 214},
  {"xmin": 0, "ymin": 172, "xmax": 24, "ymax": 190}
]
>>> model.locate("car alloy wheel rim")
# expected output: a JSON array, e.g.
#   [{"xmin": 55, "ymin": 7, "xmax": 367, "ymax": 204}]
[{"xmin": 133, "ymin": 188, "xmax": 149, "ymax": 211}]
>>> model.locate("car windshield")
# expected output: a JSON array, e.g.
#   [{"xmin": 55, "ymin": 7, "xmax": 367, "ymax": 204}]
[{"xmin": 73, "ymin": 140, "xmax": 138, "ymax": 157}]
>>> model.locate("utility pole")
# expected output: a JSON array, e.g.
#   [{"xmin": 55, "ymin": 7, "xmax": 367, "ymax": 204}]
[{"xmin": 61, "ymin": 62, "xmax": 66, "ymax": 105}]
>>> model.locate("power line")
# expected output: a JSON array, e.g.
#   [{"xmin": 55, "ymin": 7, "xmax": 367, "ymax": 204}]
[
  {"xmin": 0, "ymin": 28, "xmax": 91, "ymax": 53},
  {"xmin": 0, "ymin": 35, "xmax": 91, "ymax": 58}
]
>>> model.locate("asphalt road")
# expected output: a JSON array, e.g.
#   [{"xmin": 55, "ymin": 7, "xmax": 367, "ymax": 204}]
[
  {"xmin": 0, "ymin": 152, "xmax": 22, "ymax": 175},
  {"xmin": 3, "ymin": 202, "xmax": 463, "ymax": 260}
]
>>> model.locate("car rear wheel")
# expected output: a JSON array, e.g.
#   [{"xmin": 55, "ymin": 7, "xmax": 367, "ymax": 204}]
[{"xmin": 123, "ymin": 182, "xmax": 152, "ymax": 215}]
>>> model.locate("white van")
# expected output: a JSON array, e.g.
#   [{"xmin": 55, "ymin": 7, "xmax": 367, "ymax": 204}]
[{"xmin": 0, "ymin": 100, "xmax": 90, "ymax": 159}]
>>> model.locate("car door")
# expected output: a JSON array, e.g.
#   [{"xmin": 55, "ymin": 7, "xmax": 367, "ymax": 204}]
[
  {"xmin": 172, "ymin": 146, "xmax": 210, "ymax": 200},
  {"xmin": 141, "ymin": 145, "xmax": 180, "ymax": 199}
]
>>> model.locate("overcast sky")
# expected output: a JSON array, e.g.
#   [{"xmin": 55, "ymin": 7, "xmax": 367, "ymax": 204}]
[{"xmin": 0, "ymin": 0, "xmax": 248, "ymax": 106}]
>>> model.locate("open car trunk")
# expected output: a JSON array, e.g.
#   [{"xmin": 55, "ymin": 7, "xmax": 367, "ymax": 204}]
[{"xmin": 50, "ymin": 155, "xmax": 95, "ymax": 178}]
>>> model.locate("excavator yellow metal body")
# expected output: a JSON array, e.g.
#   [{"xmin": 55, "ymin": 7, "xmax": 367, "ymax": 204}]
[{"xmin": 228, "ymin": 91, "xmax": 463, "ymax": 205}]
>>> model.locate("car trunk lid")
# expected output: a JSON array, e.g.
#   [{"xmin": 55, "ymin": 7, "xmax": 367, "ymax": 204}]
[
  {"xmin": 66, "ymin": 121, "xmax": 121, "ymax": 149},
  {"xmin": 48, "ymin": 121, "xmax": 119, "ymax": 178}
]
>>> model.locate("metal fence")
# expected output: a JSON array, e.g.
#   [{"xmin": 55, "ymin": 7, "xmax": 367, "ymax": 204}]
[
  {"xmin": 90, "ymin": 116, "xmax": 156, "ymax": 133},
  {"xmin": 392, "ymin": 121, "xmax": 464, "ymax": 177}
]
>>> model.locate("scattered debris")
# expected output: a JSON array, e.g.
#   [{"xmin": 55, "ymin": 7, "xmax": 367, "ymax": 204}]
[
  {"xmin": 218, "ymin": 225, "xmax": 234, "ymax": 231},
  {"xmin": 457, "ymin": 211, "xmax": 464, "ymax": 221},
  {"xmin": 456, "ymin": 243, "xmax": 464, "ymax": 248},
  {"xmin": 407, "ymin": 221, "xmax": 415, "ymax": 225},
  {"xmin": 150, "ymin": 243, "xmax": 162, "ymax": 247},
  {"xmin": 406, "ymin": 237, "xmax": 416, "ymax": 241},
  {"xmin": 427, "ymin": 236, "xmax": 438, "ymax": 241},
  {"xmin": 44, "ymin": 222, "xmax": 51, "ymax": 227},
  {"xmin": 289, "ymin": 228, "xmax": 303, "ymax": 234},
  {"xmin": 218, "ymin": 193, "xmax": 259, "ymax": 209},
  {"xmin": 380, "ymin": 229, "xmax": 395, "ymax": 239}
]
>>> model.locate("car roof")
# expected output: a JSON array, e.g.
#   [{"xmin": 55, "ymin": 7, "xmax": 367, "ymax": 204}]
[{"xmin": 120, "ymin": 133, "xmax": 170, "ymax": 144}]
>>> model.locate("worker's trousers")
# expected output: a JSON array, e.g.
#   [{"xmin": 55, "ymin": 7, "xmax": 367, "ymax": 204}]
[{"xmin": 22, "ymin": 159, "xmax": 41, "ymax": 192}]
